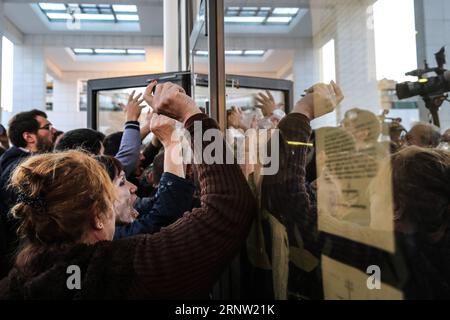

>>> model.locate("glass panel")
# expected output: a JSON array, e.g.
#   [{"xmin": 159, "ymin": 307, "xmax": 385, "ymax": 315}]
[
  {"xmin": 222, "ymin": 0, "xmax": 447, "ymax": 300},
  {"xmin": 97, "ymin": 87, "xmax": 149, "ymax": 135},
  {"xmin": 100, "ymin": 8, "xmax": 113, "ymax": 14},
  {"xmin": 226, "ymin": 86, "xmax": 285, "ymax": 129},
  {"xmin": 67, "ymin": 4, "xmax": 79, "ymax": 10},
  {"xmin": 191, "ymin": 1, "xmax": 210, "ymax": 115},
  {"xmin": 83, "ymin": 8, "xmax": 99, "ymax": 14}
]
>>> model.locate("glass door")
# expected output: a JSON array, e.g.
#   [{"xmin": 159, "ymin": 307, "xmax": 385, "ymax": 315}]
[{"xmin": 87, "ymin": 72, "xmax": 191, "ymax": 134}]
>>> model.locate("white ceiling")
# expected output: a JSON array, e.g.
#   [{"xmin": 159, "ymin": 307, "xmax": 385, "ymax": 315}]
[
  {"xmin": 3, "ymin": 1, "xmax": 312, "ymax": 75},
  {"xmin": 44, "ymin": 46, "xmax": 164, "ymax": 72},
  {"xmin": 4, "ymin": 2, "xmax": 164, "ymax": 36}
]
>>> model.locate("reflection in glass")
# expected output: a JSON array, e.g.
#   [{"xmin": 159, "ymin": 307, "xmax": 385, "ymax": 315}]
[
  {"xmin": 97, "ymin": 87, "xmax": 150, "ymax": 135},
  {"xmin": 220, "ymin": 0, "xmax": 447, "ymax": 301}
]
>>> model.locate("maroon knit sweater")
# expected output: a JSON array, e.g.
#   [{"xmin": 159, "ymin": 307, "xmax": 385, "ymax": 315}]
[{"xmin": 0, "ymin": 114, "xmax": 257, "ymax": 300}]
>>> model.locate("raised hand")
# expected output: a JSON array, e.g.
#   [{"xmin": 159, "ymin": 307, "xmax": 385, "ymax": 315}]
[
  {"xmin": 255, "ymin": 90, "xmax": 277, "ymax": 117},
  {"xmin": 227, "ymin": 106, "xmax": 248, "ymax": 130},
  {"xmin": 293, "ymin": 81, "xmax": 344, "ymax": 120},
  {"xmin": 150, "ymin": 113, "xmax": 179, "ymax": 147},
  {"xmin": 144, "ymin": 108, "xmax": 154, "ymax": 131},
  {"xmin": 144, "ymin": 82, "xmax": 201, "ymax": 124},
  {"xmin": 122, "ymin": 90, "xmax": 146, "ymax": 122}
]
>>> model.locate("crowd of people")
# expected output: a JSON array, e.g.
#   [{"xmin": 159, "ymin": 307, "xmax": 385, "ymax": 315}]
[{"xmin": 0, "ymin": 79, "xmax": 448, "ymax": 300}]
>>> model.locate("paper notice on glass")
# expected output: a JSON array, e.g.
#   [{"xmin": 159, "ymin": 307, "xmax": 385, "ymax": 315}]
[
  {"xmin": 322, "ymin": 255, "xmax": 403, "ymax": 300},
  {"xmin": 315, "ymin": 124, "xmax": 395, "ymax": 253}
]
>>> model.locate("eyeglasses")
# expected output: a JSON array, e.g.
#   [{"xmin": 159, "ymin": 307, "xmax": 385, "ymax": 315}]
[{"xmin": 38, "ymin": 123, "xmax": 53, "ymax": 131}]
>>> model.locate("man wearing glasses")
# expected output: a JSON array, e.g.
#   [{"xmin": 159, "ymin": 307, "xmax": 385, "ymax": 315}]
[{"xmin": 0, "ymin": 109, "xmax": 57, "ymax": 277}]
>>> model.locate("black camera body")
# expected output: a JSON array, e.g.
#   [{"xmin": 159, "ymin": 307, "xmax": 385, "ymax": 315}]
[
  {"xmin": 396, "ymin": 47, "xmax": 449, "ymax": 127},
  {"xmin": 396, "ymin": 72, "xmax": 450, "ymax": 100}
]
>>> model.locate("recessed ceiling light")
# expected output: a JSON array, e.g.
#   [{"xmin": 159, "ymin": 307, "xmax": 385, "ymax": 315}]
[
  {"xmin": 127, "ymin": 49, "xmax": 146, "ymax": 55},
  {"xmin": 39, "ymin": 3, "xmax": 66, "ymax": 11},
  {"xmin": 73, "ymin": 48, "xmax": 145, "ymax": 56},
  {"xmin": 244, "ymin": 50, "xmax": 266, "ymax": 56},
  {"xmin": 73, "ymin": 48, "xmax": 94, "ymax": 54},
  {"xmin": 266, "ymin": 16, "xmax": 293, "ymax": 23},
  {"xmin": 272, "ymin": 8, "xmax": 300, "ymax": 15},
  {"xmin": 74, "ymin": 13, "xmax": 115, "ymax": 21},
  {"xmin": 112, "ymin": 5, "xmax": 138, "ymax": 13},
  {"xmin": 196, "ymin": 51, "xmax": 209, "ymax": 56},
  {"xmin": 224, "ymin": 16, "xmax": 265, "ymax": 23},
  {"xmin": 46, "ymin": 12, "xmax": 72, "ymax": 20},
  {"xmin": 226, "ymin": 50, "xmax": 244, "ymax": 55},
  {"xmin": 116, "ymin": 14, "xmax": 139, "ymax": 21},
  {"xmin": 94, "ymin": 49, "xmax": 127, "ymax": 54}
]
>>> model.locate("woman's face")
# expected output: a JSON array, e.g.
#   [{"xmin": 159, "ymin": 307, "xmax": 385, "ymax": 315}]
[{"xmin": 113, "ymin": 170, "xmax": 139, "ymax": 224}]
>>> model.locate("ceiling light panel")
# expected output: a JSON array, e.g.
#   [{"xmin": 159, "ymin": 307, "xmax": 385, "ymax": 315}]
[
  {"xmin": 224, "ymin": 6, "xmax": 303, "ymax": 25},
  {"xmin": 39, "ymin": 3, "xmax": 140, "ymax": 23}
]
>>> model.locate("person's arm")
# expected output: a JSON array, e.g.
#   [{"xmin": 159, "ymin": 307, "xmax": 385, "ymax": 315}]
[
  {"xmin": 115, "ymin": 123, "xmax": 141, "ymax": 177},
  {"xmin": 261, "ymin": 113, "xmax": 318, "ymax": 247},
  {"xmin": 116, "ymin": 82, "xmax": 256, "ymax": 299},
  {"xmin": 261, "ymin": 82, "xmax": 344, "ymax": 251},
  {"xmin": 115, "ymin": 91, "xmax": 145, "ymax": 177}
]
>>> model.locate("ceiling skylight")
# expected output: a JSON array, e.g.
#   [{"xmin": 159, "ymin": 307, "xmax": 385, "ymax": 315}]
[
  {"xmin": 225, "ymin": 6, "xmax": 306, "ymax": 25},
  {"xmin": 266, "ymin": 17, "xmax": 293, "ymax": 24},
  {"xmin": 272, "ymin": 8, "xmax": 300, "ymax": 15},
  {"xmin": 226, "ymin": 50, "xmax": 244, "ymax": 55},
  {"xmin": 72, "ymin": 48, "xmax": 145, "ymax": 56},
  {"xmin": 195, "ymin": 50, "xmax": 266, "ymax": 57},
  {"xmin": 224, "ymin": 16, "xmax": 266, "ymax": 23},
  {"xmin": 73, "ymin": 48, "xmax": 94, "ymax": 54},
  {"xmin": 39, "ymin": 3, "xmax": 139, "ymax": 23},
  {"xmin": 39, "ymin": 3, "xmax": 66, "ymax": 11},
  {"xmin": 112, "ymin": 5, "xmax": 138, "ymax": 13}
]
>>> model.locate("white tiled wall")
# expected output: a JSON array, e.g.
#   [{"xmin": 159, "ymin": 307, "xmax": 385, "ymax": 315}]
[
  {"xmin": 50, "ymin": 71, "xmax": 149, "ymax": 132},
  {"xmin": 306, "ymin": 0, "xmax": 379, "ymax": 128},
  {"xmin": 1, "ymin": 44, "xmax": 45, "ymax": 126},
  {"xmin": 293, "ymin": 39, "xmax": 318, "ymax": 100}
]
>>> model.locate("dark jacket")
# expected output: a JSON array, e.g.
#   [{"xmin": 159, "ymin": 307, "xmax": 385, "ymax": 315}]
[
  {"xmin": 0, "ymin": 146, "xmax": 31, "ymax": 209},
  {"xmin": 0, "ymin": 146, "xmax": 31, "ymax": 279},
  {"xmin": 0, "ymin": 114, "xmax": 257, "ymax": 299},
  {"xmin": 114, "ymin": 172, "xmax": 195, "ymax": 240}
]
